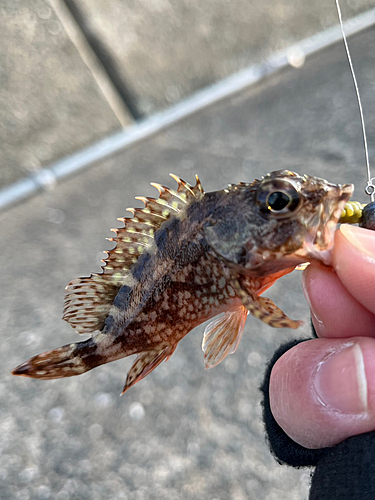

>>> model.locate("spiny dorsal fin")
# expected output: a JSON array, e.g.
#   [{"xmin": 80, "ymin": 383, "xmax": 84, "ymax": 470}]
[
  {"xmin": 63, "ymin": 174, "xmax": 204, "ymax": 334},
  {"xmin": 170, "ymin": 173, "xmax": 204, "ymax": 200}
]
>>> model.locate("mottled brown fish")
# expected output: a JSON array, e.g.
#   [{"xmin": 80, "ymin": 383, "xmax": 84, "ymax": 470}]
[{"xmin": 13, "ymin": 170, "xmax": 353, "ymax": 393}]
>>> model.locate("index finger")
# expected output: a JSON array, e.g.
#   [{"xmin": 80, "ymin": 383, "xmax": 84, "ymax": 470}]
[
  {"xmin": 302, "ymin": 225, "xmax": 375, "ymax": 338},
  {"xmin": 334, "ymin": 224, "xmax": 375, "ymax": 316}
]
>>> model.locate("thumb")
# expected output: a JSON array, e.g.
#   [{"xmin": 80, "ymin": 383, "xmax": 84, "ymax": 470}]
[{"xmin": 269, "ymin": 337, "xmax": 375, "ymax": 449}]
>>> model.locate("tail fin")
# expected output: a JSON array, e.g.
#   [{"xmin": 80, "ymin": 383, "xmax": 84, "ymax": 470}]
[{"xmin": 12, "ymin": 338, "xmax": 97, "ymax": 380}]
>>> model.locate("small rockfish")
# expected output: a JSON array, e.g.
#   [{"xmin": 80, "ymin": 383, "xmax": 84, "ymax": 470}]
[{"xmin": 13, "ymin": 170, "xmax": 353, "ymax": 393}]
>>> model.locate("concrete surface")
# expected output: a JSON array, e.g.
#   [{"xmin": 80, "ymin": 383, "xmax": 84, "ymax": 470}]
[
  {"xmin": 0, "ymin": 0, "xmax": 125, "ymax": 189},
  {"xmin": 2, "ymin": 0, "xmax": 374, "ymax": 192},
  {"xmin": 75, "ymin": 0, "xmax": 373, "ymax": 115},
  {"xmin": 1, "ymin": 28, "xmax": 375, "ymax": 499}
]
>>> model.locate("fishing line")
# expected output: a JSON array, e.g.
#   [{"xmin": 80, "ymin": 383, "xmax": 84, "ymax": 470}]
[{"xmin": 335, "ymin": 0, "xmax": 374, "ymax": 202}]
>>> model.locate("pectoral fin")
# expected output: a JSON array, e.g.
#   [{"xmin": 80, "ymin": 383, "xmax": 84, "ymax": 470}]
[
  {"xmin": 202, "ymin": 307, "xmax": 248, "ymax": 369},
  {"xmin": 122, "ymin": 345, "xmax": 177, "ymax": 394},
  {"xmin": 234, "ymin": 280, "xmax": 302, "ymax": 329}
]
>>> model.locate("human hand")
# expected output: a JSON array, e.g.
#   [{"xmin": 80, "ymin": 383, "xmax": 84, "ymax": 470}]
[{"xmin": 269, "ymin": 224, "xmax": 375, "ymax": 449}]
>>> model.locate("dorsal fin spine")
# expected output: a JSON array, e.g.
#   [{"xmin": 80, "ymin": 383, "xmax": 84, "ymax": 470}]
[
  {"xmin": 169, "ymin": 173, "xmax": 196, "ymax": 197},
  {"xmin": 194, "ymin": 174, "xmax": 204, "ymax": 195}
]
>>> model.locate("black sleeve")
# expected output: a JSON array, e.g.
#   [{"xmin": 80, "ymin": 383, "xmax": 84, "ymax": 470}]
[{"xmin": 260, "ymin": 332, "xmax": 375, "ymax": 499}]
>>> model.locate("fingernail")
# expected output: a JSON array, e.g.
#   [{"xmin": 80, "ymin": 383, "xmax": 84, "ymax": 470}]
[
  {"xmin": 301, "ymin": 272, "xmax": 325, "ymax": 333},
  {"xmin": 340, "ymin": 225, "xmax": 375, "ymax": 258},
  {"xmin": 313, "ymin": 343, "xmax": 368, "ymax": 414}
]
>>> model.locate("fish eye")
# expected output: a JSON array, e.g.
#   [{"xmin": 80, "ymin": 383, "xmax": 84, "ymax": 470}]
[
  {"xmin": 267, "ymin": 191, "xmax": 290, "ymax": 211},
  {"xmin": 256, "ymin": 179, "xmax": 301, "ymax": 218}
]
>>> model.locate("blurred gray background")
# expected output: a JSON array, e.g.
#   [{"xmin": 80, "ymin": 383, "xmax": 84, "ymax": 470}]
[
  {"xmin": 1, "ymin": 0, "xmax": 373, "ymax": 188},
  {"xmin": 1, "ymin": 1, "xmax": 375, "ymax": 499}
]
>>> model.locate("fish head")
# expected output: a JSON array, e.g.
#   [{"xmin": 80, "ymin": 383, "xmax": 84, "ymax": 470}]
[{"xmin": 203, "ymin": 170, "xmax": 353, "ymax": 275}]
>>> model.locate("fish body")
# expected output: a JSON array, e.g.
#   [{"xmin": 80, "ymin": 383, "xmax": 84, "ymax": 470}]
[{"xmin": 13, "ymin": 170, "xmax": 353, "ymax": 392}]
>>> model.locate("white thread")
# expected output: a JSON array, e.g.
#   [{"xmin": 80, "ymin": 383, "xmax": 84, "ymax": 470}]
[{"xmin": 335, "ymin": 0, "xmax": 374, "ymax": 202}]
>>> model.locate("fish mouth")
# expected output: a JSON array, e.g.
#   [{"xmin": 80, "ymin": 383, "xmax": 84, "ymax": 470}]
[{"xmin": 298, "ymin": 182, "xmax": 354, "ymax": 265}]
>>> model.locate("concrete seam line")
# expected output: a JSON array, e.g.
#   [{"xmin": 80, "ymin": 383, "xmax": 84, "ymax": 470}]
[
  {"xmin": 49, "ymin": 0, "xmax": 133, "ymax": 128},
  {"xmin": 1, "ymin": 8, "xmax": 374, "ymax": 213}
]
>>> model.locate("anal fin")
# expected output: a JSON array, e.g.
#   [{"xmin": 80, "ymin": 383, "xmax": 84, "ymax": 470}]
[
  {"xmin": 122, "ymin": 345, "xmax": 177, "ymax": 394},
  {"xmin": 202, "ymin": 307, "xmax": 248, "ymax": 369}
]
